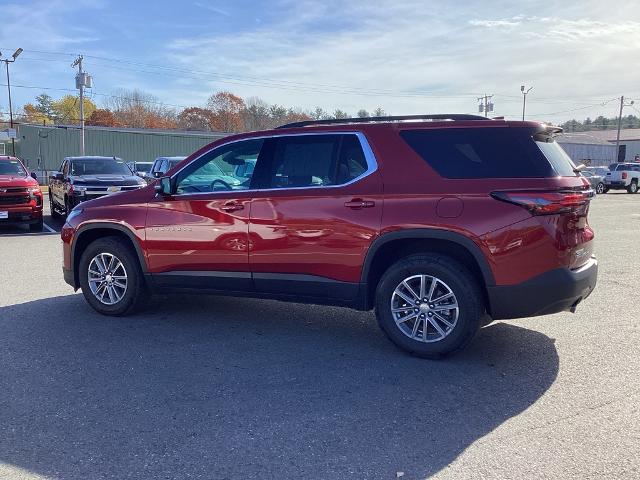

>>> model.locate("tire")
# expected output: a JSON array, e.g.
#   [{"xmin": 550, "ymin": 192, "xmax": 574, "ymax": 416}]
[
  {"xmin": 603, "ymin": 187, "xmax": 610, "ymax": 194},
  {"xmin": 64, "ymin": 196, "xmax": 73, "ymax": 216},
  {"xmin": 627, "ymin": 180, "xmax": 638, "ymax": 194},
  {"xmin": 78, "ymin": 236, "xmax": 146, "ymax": 316},
  {"xmin": 49, "ymin": 194, "xmax": 61, "ymax": 219},
  {"xmin": 375, "ymin": 254, "xmax": 484, "ymax": 359},
  {"xmin": 29, "ymin": 218, "xmax": 43, "ymax": 232},
  {"xmin": 596, "ymin": 182, "xmax": 605, "ymax": 195}
]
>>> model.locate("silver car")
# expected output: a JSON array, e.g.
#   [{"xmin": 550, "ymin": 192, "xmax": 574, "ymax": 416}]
[{"xmin": 581, "ymin": 170, "xmax": 606, "ymax": 194}]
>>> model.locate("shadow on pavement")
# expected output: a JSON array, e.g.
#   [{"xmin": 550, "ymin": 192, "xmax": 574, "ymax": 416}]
[{"xmin": 0, "ymin": 294, "xmax": 559, "ymax": 479}]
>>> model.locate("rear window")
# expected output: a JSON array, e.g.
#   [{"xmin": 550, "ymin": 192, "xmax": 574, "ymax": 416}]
[
  {"xmin": 613, "ymin": 164, "xmax": 640, "ymax": 171},
  {"xmin": 400, "ymin": 127, "xmax": 574, "ymax": 179}
]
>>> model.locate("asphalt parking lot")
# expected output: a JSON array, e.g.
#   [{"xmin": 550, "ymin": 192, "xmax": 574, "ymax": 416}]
[{"xmin": 0, "ymin": 193, "xmax": 638, "ymax": 479}]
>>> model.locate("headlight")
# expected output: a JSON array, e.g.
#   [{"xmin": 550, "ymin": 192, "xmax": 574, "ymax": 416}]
[{"xmin": 66, "ymin": 208, "xmax": 83, "ymax": 222}]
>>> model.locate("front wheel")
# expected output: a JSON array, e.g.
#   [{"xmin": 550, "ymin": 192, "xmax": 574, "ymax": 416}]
[
  {"xmin": 375, "ymin": 254, "xmax": 484, "ymax": 359},
  {"xmin": 627, "ymin": 181, "xmax": 638, "ymax": 194},
  {"xmin": 78, "ymin": 237, "xmax": 146, "ymax": 316},
  {"xmin": 596, "ymin": 182, "xmax": 605, "ymax": 194}
]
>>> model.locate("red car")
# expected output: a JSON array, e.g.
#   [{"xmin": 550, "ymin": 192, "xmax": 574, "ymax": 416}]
[
  {"xmin": 0, "ymin": 156, "xmax": 43, "ymax": 232},
  {"xmin": 61, "ymin": 115, "xmax": 597, "ymax": 357}
]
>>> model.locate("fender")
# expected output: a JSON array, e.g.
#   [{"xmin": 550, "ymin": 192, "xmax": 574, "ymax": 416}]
[
  {"xmin": 360, "ymin": 228, "xmax": 495, "ymax": 286},
  {"xmin": 71, "ymin": 222, "xmax": 148, "ymax": 287}
]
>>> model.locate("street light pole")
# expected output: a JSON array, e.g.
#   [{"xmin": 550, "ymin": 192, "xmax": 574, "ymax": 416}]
[
  {"xmin": 615, "ymin": 96, "xmax": 635, "ymax": 162},
  {"xmin": 0, "ymin": 48, "xmax": 23, "ymax": 156},
  {"xmin": 521, "ymin": 85, "xmax": 533, "ymax": 121}
]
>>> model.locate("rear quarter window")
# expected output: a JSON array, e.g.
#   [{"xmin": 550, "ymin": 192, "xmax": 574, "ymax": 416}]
[{"xmin": 400, "ymin": 127, "xmax": 564, "ymax": 179}]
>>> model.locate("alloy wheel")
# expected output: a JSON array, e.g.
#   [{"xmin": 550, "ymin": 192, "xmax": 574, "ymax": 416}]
[
  {"xmin": 87, "ymin": 253, "xmax": 128, "ymax": 305},
  {"xmin": 390, "ymin": 274, "xmax": 459, "ymax": 343}
]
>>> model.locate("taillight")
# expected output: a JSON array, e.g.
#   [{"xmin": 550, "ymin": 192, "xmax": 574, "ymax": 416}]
[
  {"xmin": 491, "ymin": 189, "xmax": 593, "ymax": 215},
  {"xmin": 622, "ymin": 172, "xmax": 628, "ymax": 179}
]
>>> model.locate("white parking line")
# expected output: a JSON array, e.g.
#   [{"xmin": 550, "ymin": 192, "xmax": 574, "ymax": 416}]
[{"xmin": 43, "ymin": 222, "xmax": 56, "ymax": 233}]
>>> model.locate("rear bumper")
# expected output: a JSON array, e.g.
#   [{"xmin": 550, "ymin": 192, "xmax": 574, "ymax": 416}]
[{"xmin": 487, "ymin": 257, "xmax": 598, "ymax": 320}]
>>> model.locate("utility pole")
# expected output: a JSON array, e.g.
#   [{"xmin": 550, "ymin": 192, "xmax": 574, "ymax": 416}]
[
  {"xmin": 521, "ymin": 85, "xmax": 533, "ymax": 121},
  {"xmin": 72, "ymin": 55, "xmax": 92, "ymax": 156},
  {"xmin": 0, "ymin": 48, "xmax": 23, "ymax": 156},
  {"xmin": 615, "ymin": 96, "xmax": 635, "ymax": 162},
  {"xmin": 477, "ymin": 94, "xmax": 494, "ymax": 118}
]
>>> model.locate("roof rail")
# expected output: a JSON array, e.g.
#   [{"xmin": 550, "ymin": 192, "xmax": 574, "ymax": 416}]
[{"xmin": 277, "ymin": 113, "xmax": 490, "ymax": 129}]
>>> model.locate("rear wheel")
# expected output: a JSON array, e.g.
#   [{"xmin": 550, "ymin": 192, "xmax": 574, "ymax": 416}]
[
  {"xmin": 627, "ymin": 180, "xmax": 638, "ymax": 194},
  {"xmin": 78, "ymin": 237, "xmax": 146, "ymax": 316},
  {"xmin": 596, "ymin": 182, "xmax": 605, "ymax": 194},
  {"xmin": 375, "ymin": 254, "xmax": 484, "ymax": 358},
  {"xmin": 602, "ymin": 187, "xmax": 610, "ymax": 194}
]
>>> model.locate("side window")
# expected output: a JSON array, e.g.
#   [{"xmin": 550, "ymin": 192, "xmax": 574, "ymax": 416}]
[
  {"xmin": 400, "ymin": 127, "xmax": 553, "ymax": 179},
  {"xmin": 265, "ymin": 134, "xmax": 368, "ymax": 189},
  {"xmin": 175, "ymin": 139, "xmax": 264, "ymax": 194},
  {"xmin": 62, "ymin": 161, "xmax": 69, "ymax": 176}
]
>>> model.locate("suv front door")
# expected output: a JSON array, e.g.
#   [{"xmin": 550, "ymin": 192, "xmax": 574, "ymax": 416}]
[
  {"xmin": 248, "ymin": 133, "xmax": 383, "ymax": 302},
  {"xmin": 145, "ymin": 139, "xmax": 264, "ymax": 290}
]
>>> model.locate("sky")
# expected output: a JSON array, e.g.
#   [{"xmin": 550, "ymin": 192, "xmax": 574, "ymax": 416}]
[{"xmin": 0, "ymin": 0, "xmax": 639, "ymax": 124}]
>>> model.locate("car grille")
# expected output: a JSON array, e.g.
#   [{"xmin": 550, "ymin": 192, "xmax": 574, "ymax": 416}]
[
  {"xmin": 0, "ymin": 195, "xmax": 30, "ymax": 205},
  {"xmin": 0, "ymin": 187, "xmax": 28, "ymax": 194}
]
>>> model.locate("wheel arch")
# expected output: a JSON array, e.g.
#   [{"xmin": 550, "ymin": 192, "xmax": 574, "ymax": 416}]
[
  {"xmin": 71, "ymin": 223, "xmax": 147, "ymax": 289},
  {"xmin": 361, "ymin": 229, "xmax": 494, "ymax": 311}
]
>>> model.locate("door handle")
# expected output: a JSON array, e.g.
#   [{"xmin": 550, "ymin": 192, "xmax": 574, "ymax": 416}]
[
  {"xmin": 221, "ymin": 202, "xmax": 244, "ymax": 212},
  {"xmin": 344, "ymin": 199, "xmax": 375, "ymax": 209}
]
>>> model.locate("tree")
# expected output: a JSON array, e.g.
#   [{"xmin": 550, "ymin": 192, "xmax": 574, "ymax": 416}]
[
  {"xmin": 373, "ymin": 107, "xmax": 386, "ymax": 117},
  {"xmin": 51, "ymin": 95, "xmax": 97, "ymax": 124},
  {"xmin": 22, "ymin": 103, "xmax": 53, "ymax": 125},
  {"xmin": 242, "ymin": 97, "xmax": 271, "ymax": 131},
  {"xmin": 357, "ymin": 109, "xmax": 370, "ymax": 118},
  {"xmin": 105, "ymin": 88, "xmax": 176, "ymax": 129},
  {"xmin": 207, "ymin": 91, "xmax": 245, "ymax": 132},
  {"xmin": 177, "ymin": 107, "xmax": 215, "ymax": 131},
  {"xmin": 86, "ymin": 109, "xmax": 120, "ymax": 127},
  {"xmin": 333, "ymin": 109, "xmax": 349, "ymax": 119},
  {"xmin": 34, "ymin": 93, "xmax": 55, "ymax": 119},
  {"xmin": 310, "ymin": 107, "xmax": 330, "ymax": 120}
]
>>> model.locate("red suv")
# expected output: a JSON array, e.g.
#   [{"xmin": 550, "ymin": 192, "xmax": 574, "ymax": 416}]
[
  {"xmin": 61, "ymin": 115, "xmax": 597, "ymax": 357},
  {"xmin": 0, "ymin": 156, "xmax": 43, "ymax": 232}
]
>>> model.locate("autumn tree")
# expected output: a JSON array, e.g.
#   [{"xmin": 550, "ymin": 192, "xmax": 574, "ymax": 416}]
[
  {"xmin": 105, "ymin": 88, "xmax": 176, "ymax": 129},
  {"xmin": 86, "ymin": 109, "xmax": 120, "ymax": 127},
  {"xmin": 177, "ymin": 107, "xmax": 215, "ymax": 131},
  {"xmin": 207, "ymin": 91, "xmax": 245, "ymax": 132},
  {"xmin": 21, "ymin": 103, "xmax": 54, "ymax": 125},
  {"xmin": 51, "ymin": 95, "xmax": 97, "ymax": 124}
]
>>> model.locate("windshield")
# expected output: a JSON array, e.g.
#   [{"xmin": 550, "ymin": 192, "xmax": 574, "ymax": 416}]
[
  {"xmin": 70, "ymin": 158, "xmax": 131, "ymax": 176},
  {"xmin": 136, "ymin": 163, "xmax": 152, "ymax": 173},
  {"xmin": 0, "ymin": 160, "xmax": 27, "ymax": 176},
  {"xmin": 613, "ymin": 164, "xmax": 638, "ymax": 171}
]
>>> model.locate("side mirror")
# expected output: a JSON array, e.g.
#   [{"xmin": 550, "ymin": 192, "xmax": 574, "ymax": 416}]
[
  {"xmin": 154, "ymin": 176, "xmax": 173, "ymax": 196},
  {"xmin": 52, "ymin": 171, "xmax": 64, "ymax": 181},
  {"xmin": 153, "ymin": 171, "xmax": 164, "ymax": 178},
  {"xmin": 30, "ymin": 171, "xmax": 38, "ymax": 180}
]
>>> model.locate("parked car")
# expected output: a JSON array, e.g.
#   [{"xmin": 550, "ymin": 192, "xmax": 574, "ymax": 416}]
[
  {"xmin": 127, "ymin": 161, "xmax": 153, "ymax": 179},
  {"xmin": 581, "ymin": 170, "xmax": 605, "ymax": 194},
  {"xmin": 0, "ymin": 156, "xmax": 43, "ymax": 231},
  {"xmin": 604, "ymin": 163, "xmax": 640, "ymax": 193},
  {"xmin": 60, "ymin": 115, "xmax": 597, "ymax": 358},
  {"xmin": 49, "ymin": 156, "xmax": 146, "ymax": 217},
  {"xmin": 585, "ymin": 166, "xmax": 609, "ymax": 177},
  {"xmin": 147, "ymin": 156, "xmax": 187, "ymax": 183}
]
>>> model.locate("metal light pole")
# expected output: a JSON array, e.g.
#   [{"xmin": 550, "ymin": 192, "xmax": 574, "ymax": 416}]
[
  {"xmin": 521, "ymin": 85, "xmax": 533, "ymax": 121},
  {"xmin": 0, "ymin": 48, "xmax": 23, "ymax": 156}
]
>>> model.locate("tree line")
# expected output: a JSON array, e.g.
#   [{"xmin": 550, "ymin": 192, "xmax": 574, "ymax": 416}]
[
  {"xmin": 19, "ymin": 90, "xmax": 387, "ymax": 133},
  {"xmin": 560, "ymin": 115, "xmax": 640, "ymax": 132}
]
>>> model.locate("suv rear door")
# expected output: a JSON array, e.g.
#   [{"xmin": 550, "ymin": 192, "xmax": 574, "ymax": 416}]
[
  {"xmin": 145, "ymin": 139, "xmax": 264, "ymax": 290},
  {"xmin": 248, "ymin": 132, "xmax": 382, "ymax": 301}
]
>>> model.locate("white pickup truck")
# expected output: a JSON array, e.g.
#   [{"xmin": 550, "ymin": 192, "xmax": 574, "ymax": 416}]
[{"xmin": 604, "ymin": 163, "xmax": 640, "ymax": 193}]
